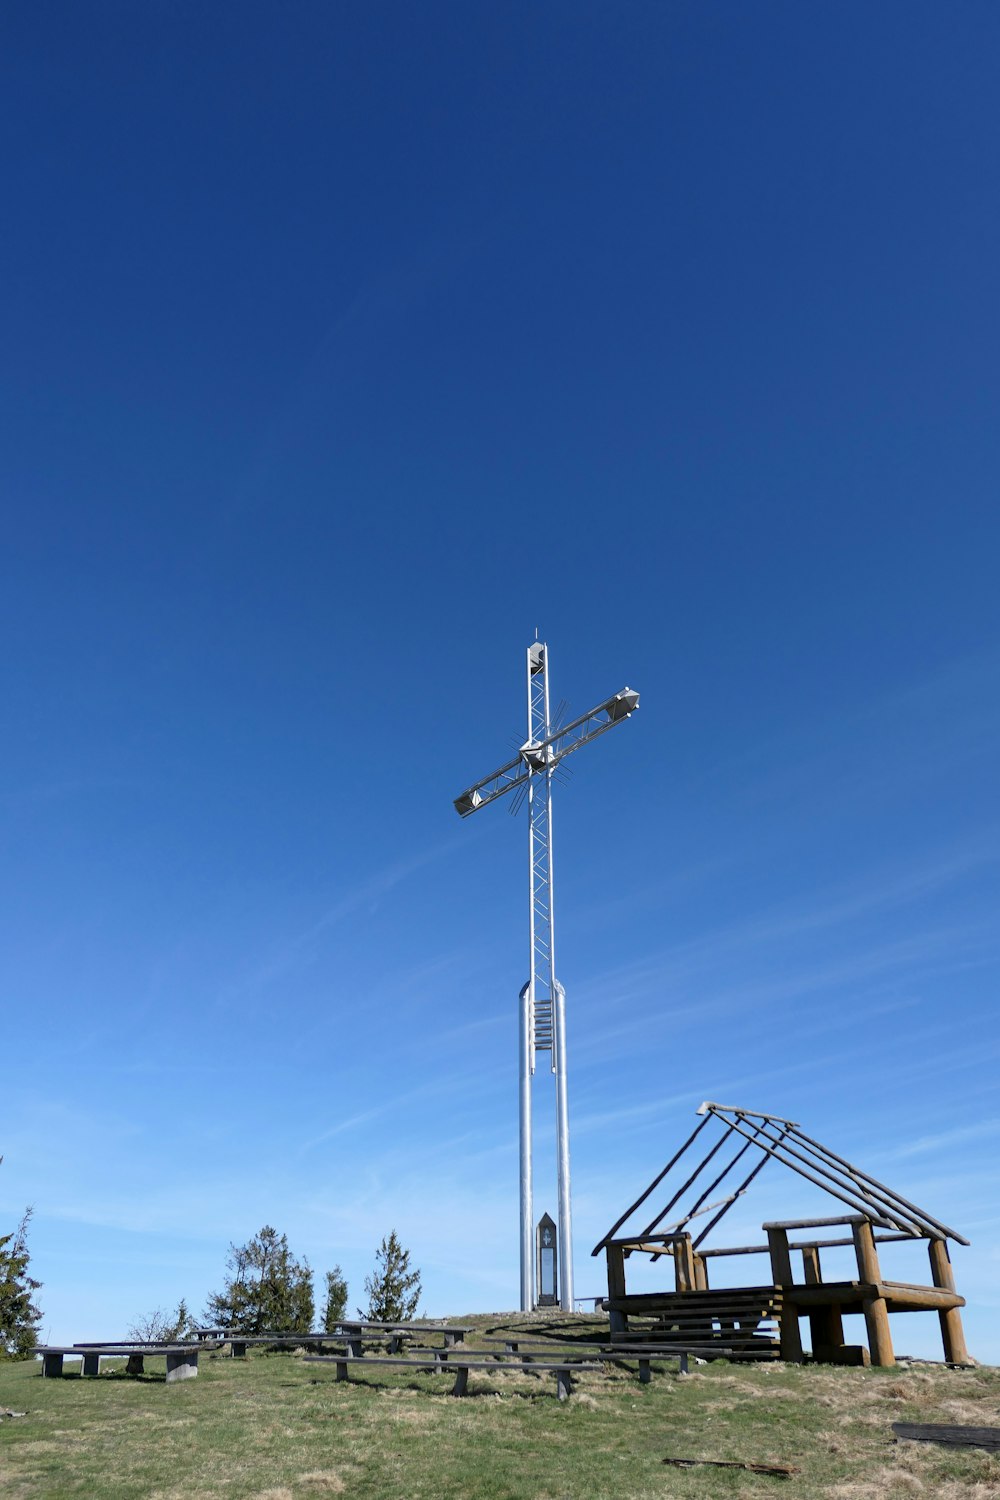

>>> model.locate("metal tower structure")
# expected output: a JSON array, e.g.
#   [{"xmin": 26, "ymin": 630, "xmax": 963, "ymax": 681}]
[{"xmin": 454, "ymin": 642, "xmax": 639, "ymax": 1311}]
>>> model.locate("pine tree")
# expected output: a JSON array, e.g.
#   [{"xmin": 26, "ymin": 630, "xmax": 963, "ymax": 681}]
[
  {"xmin": 321, "ymin": 1266, "xmax": 348, "ymax": 1331},
  {"xmin": 205, "ymin": 1226, "xmax": 314, "ymax": 1335},
  {"xmin": 0, "ymin": 1206, "xmax": 43, "ymax": 1360},
  {"xmin": 360, "ymin": 1231, "xmax": 421, "ymax": 1322}
]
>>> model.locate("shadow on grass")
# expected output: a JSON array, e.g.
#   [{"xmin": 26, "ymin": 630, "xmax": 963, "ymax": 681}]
[
  {"xmin": 308, "ymin": 1372, "xmax": 576, "ymax": 1403},
  {"xmin": 35, "ymin": 1371, "xmax": 170, "ymax": 1383}
]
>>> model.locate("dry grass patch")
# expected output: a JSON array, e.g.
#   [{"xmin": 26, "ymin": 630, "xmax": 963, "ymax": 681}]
[{"xmin": 3, "ymin": 1325, "xmax": 999, "ymax": 1499}]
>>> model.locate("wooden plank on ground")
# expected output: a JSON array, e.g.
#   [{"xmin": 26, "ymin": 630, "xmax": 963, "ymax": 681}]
[
  {"xmin": 663, "ymin": 1458, "xmax": 799, "ymax": 1476},
  {"xmin": 892, "ymin": 1423, "xmax": 1000, "ymax": 1452}
]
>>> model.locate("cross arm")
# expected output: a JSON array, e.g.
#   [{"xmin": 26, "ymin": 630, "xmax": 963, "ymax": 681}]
[
  {"xmin": 453, "ymin": 751, "xmax": 529, "ymax": 817},
  {"xmin": 454, "ymin": 687, "xmax": 639, "ymax": 817}
]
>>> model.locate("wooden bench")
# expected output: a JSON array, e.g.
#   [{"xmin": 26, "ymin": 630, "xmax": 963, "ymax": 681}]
[
  {"xmin": 400, "ymin": 1344, "xmax": 605, "ymax": 1378},
  {"xmin": 603, "ymin": 1343, "xmax": 731, "ymax": 1380},
  {"xmin": 348, "ymin": 1322, "xmax": 474, "ymax": 1349},
  {"xmin": 36, "ymin": 1344, "xmax": 207, "ymax": 1382},
  {"xmin": 219, "ymin": 1333, "xmax": 352, "ymax": 1358},
  {"xmin": 481, "ymin": 1335, "xmax": 730, "ymax": 1380},
  {"xmin": 212, "ymin": 1323, "xmax": 472, "ymax": 1357},
  {"xmin": 224, "ymin": 1332, "xmax": 421, "ymax": 1358},
  {"xmin": 303, "ymin": 1352, "xmax": 599, "ymax": 1400},
  {"xmin": 607, "ymin": 1286, "xmax": 783, "ymax": 1359}
]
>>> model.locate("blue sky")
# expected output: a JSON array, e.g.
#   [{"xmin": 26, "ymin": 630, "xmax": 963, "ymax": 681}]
[{"xmin": 2, "ymin": 2, "xmax": 999, "ymax": 1359}]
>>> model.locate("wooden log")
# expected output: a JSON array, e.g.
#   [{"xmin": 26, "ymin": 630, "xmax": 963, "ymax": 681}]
[
  {"xmin": 801, "ymin": 1245, "xmax": 822, "ymax": 1285},
  {"xmin": 701, "ymin": 1234, "xmax": 919, "ymax": 1257},
  {"xmin": 880, "ymin": 1284, "xmax": 964, "ymax": 1312},
  {"xmin": 611, "ymin": 1298, "xmax": 780, "ymax": 1316},
  {"xmin": 928, "ymin": 1239, "xmax": 970, "ymax": 1365},
  {"xmin": 852, "ymin": 1221, "xmax": 894, "ymax": 1365},
  {"xmin": 851, "ymin": 1220, "xmax": 881, "ymax": 1283},
  {"xmin": 674, "ymin": 1236, "xmax": 696, "ymax": 1294},
  {"xmin": 766, "ymin": 1228, "xmax": 802, "ymax": 1361},
  {"xmin": 699, "ymin": 1244, "xmax": 770, "ymax": 1258},
  {"xmin": 606, "ymin": 1231, "xmax": 701, "ymax": 1248},
  {"xmin": 798, "ymin": 1243, "xmax": 843, "ymax": 1352},
  {"xmin": 606, "ymin": 1244, "xmax": 627, "ymax": 1334},
  {"xmin": 766, "ymin": 1227, "xmax": 795, "ymax": 1287},
  {"xmin": 764, "ymin": 1215, "xmax": 876, "ymax": 1231},
  {"xmin": 611, "ymin": 1283, "xmax": 779, "ymax": 1303},
  {"xmin": 814, "ymin": 1343, "xmax": 868, "ymax": 1366},
  {"xmin": 809, "ymin": 1306, "xmax": 845, "ymax": 1354},
  {"xmin": 864, "ymin": 1293, "xmax": 893, "ymax": 1363}
]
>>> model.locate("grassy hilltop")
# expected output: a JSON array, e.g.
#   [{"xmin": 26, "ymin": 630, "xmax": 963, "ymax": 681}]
[{"xmin": 1, "ymin": 1315, "xmax": 998, "ymax": 1499}]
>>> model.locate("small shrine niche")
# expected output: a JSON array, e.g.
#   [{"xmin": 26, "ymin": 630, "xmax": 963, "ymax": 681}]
[{"xmin": 536, "ymin": 1213, "xmax": 558, "ymax": 1308}]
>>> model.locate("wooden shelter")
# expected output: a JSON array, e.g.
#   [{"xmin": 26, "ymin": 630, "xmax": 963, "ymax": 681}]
[{"xmin": 593, "ymin": 1102, "xmax": 970, "ymax": 1367}]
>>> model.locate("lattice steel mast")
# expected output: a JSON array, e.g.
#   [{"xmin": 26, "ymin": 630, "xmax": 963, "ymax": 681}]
[{"xmin": 454, "ymin": 642, "xmax": 639, "ymax": 1311}]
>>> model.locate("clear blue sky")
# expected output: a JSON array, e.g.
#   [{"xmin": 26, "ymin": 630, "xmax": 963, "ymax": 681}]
[{"xmin": 3, "ymin": 2, "xmax": 999, "ymax": 1359}]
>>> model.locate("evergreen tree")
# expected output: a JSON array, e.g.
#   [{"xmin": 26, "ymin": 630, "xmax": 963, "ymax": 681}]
[
  {"xmin": 205, "ymin": 1226, "xmax": 314, "ymax": 1335},
  {"xmin": 321, "ymin": 1266, "xmax": 348, "ymax": 1331},
  {"xmin": 0, "ymin": 1206, "xmax": 43, "ymax": 1360},
  {"xmin": 360, "ymin": 1231, "xmax": 421, "ymax": 1322}
]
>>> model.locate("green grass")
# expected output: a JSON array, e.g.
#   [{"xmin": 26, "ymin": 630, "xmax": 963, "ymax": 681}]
[{"xmin": 2, "ymin": 1316, "xmax": 999, "ymax": 1499}]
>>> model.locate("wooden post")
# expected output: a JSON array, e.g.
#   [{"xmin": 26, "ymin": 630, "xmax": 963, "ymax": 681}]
[
  {"xmin": 851, "ymin": 1218, "xmax": 882, "ymax": 1284},
  {"xmin": 800, "ymin": 1243, "xmax": 845, "ymax": 1357},
  {"xmin": 674, "ymin": 1235, "xmax": 696, "ymax": 1294},
  {"xmin": 766, "ymin": 1227, "xmax": 802, "ymax": 1362},
  {"xmin": 928, "ymin": 1239, "xmax": 970, "ymax": 1366},
  {"xmin": 852, "ymin": 1219, "xmax": 894, "ymax": 1367},
  {"xmin": 606, "ymin": 1244, "xmax": 627, "ymax": 1334},
  {"xmin": 693, "ymin": 1253, "xmax": 709, "ymax": 1291},
  {"xmin": 801, "ymin": 1245, "xmax": 822, "ymax": 1285}
]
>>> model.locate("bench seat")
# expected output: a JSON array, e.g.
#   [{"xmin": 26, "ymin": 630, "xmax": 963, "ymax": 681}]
[{"xmin": 222, "ymin": 1327, "xmax": 464, "ymax": 1357}]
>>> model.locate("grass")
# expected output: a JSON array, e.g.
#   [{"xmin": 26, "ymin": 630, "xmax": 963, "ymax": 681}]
[{"xmin": 2, "ymin": 1315, "xmax": 999, "ymax": 1498}]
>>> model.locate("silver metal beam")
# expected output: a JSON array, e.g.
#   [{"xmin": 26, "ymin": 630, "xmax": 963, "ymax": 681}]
[
  {"xmin": 518, "ymin": 981, "xmax": 533, "ymax": 1310},
  {"xmin": 454, "ymin": 687, "xmax": 639, "ymax": 818},
  {"xmin": 455, "ymin": 642, "xmax": 639, "ymax": 1312}
]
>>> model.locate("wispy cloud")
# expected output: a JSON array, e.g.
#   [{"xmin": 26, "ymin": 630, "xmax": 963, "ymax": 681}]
[
  {"xmin": 212, "ymin": 833, "xmax": 466, "ymax": 1009},
  {"xmin": 882, "ymin": 1118, "xmax": 1000, "ymax": 1160},
  {"xmin": 684, "ymin": 647, "xmax": 1000, "ymax": 813},
  {"xmin": 297, "ymin": 1077, "xmax": 446, "ymax": 1153}
]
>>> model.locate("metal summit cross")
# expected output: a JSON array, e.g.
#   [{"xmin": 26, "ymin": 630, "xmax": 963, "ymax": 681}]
[{"xmin": 454, "ymin": 642, "xmax": 639, "ymax": 1311}]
